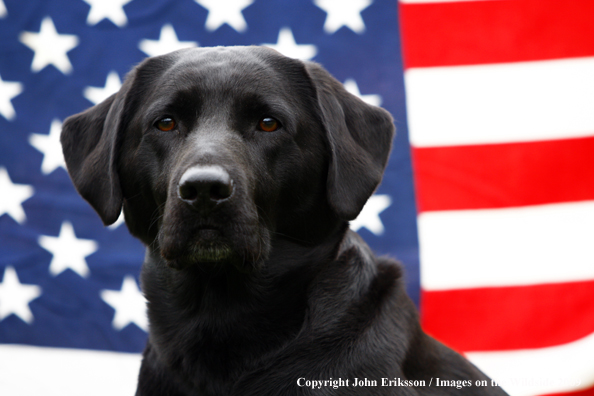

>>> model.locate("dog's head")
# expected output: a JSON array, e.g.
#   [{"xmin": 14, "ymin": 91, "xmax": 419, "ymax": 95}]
[{"xmin": 61, "ymin": 46, "xmax": 394, "ymax": 271}]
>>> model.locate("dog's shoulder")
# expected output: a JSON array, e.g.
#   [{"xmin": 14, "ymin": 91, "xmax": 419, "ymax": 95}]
[
  {"xmin": 229, "ymin": 232, "xmax": 415, "ymax": 393},
  {"xmin": 305, "ymin": 230, "xmax": 410, "ymax": 336}
]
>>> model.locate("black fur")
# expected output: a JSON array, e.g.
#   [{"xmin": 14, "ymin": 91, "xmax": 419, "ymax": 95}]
[{"xmin": 61, "ymin": 46, "xmax": 508, "ymax": 395}]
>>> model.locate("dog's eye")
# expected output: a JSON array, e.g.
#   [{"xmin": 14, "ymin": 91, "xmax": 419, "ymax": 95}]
[
  {"xmin": 258, "ymin": 117, "xmax": 280, "ymax": 132},
  {"xmin": 155, "ymin": 117, "xmax": 176, "ymax": 132}
]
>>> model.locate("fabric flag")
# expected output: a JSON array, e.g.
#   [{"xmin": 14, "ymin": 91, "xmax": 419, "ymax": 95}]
[
  {"xmin": 400, "ymin": 0, "xmax": 594, "ymax": 395},
  {"xmin": 0, "ymin": 0, "xmax": 415, "ymax": 394},
  {"xmin": 0, "ymin": 0, "xmax": 592, "ymax": 395}
]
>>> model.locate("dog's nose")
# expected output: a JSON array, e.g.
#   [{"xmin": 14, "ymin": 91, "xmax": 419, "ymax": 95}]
[{"xmin": 178, "ymin": 166, "xmax": 234, "ymax": 208}]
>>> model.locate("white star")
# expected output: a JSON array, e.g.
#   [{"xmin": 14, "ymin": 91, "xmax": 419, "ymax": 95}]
[
  {"xmin": 194, "ymin": 0, "xmax": 253, "ymax": 33},
  {"xmin": 263, "ymin": 28, "xmax": 318, "ymax": 61},
  {"xmin": 84, "ymin": 71, "xmax": 122, "ymax": 105},
  {"xmin": 314, "ymin": 0, "xmax": 372, "ymax": 34},
  {"xmin": 350, "ymin": 194, "xmax": 392, "ymax": 235},
  {"xmin": 29, "ymin": 119, "xmax": 66, "ymax": 175},
  {"xmin": 0, "ymin": 74, "xmax": 22, "ymax": 121},
  {"xmin": 38, "ymin": 221, "xmax": 98, "ymax": 278},
  {"xmin": 343, "ymin": 79, "xmax": 382, "ymax": 106},
  {"xmin": 83, "ymin": 0, "xmax": 132, "ymax": 28},
  {"xmin": 0, "ymin": 167, "xmax": 34, "ymax": 224},
  {"xmin": 0, "ymin": 266, "xmax": 42, "ymax": 324},
  {"xmin": 101, "ymin": 276, "xmax": 148, "ymax": 332},
  {"xmin": 0, "ymin": 0, "xmax": 6, "ymax": 18},
  {"xmin": 19, "ymin": 17, "xmax": 78, "ymax": 74},
  {"xmin": 138, "ymin": 24, "xmax": 198, "ymax": 58}
]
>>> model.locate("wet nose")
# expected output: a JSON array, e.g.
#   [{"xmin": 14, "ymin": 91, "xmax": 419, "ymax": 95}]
[{"xmin": 178, "ymin": 166, "xmax": 234, "ymax": 209}]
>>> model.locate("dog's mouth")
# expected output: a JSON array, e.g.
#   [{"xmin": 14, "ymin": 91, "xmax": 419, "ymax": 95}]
[
  {"xmin": 183, "ymin": 243, "xmax": 234, "ymax": 263},
  {"xmin": 158, "ymin": 193, "xmax": 270, "ymax": 272},
  {"xmin": 184, "ymin": 227, "xmax": 234, "ymax": 262},
  {"xmin": 159, "ymin": 225, "xmax": 237, "ymax": 269}
]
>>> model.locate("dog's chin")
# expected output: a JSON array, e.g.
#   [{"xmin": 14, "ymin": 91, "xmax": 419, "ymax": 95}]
[
  {"xmin": 181, "ymin": 243, "xmax": 233, "ymax": 265},
  {"xmin": 162, "ymin": 238, "xmax": 234, "ymax": 269},
  {"xmin": 158, "ymin": 221, "xmax": 269, "ymax": 272}
]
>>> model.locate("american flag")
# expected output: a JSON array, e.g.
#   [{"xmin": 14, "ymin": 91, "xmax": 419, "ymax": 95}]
[{"xmin": 0, "ymin": 0, "xmax": 592, "ymax": 394}]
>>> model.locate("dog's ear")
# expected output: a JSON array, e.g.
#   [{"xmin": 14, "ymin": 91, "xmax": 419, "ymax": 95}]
[
  {"xmin": 60, "ymin": 70, "xmax": 136, "ymax": 226},
  {"xmin": 305, "ymin": 62, "xmax": 395, "ymax": 220}
]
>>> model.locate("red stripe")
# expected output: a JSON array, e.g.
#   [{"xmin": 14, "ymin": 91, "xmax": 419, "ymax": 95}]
[
  {"xmin": 544, "ymin": 384, "xmax": 594, "ymax": 396},
  {"xmin": 399, "ymin": 0, "xmax": 594, "ymax": 69},
  {"xmin": 421, "ymin": 280, "xmax": 594, "ymax": 352},
  {"xmin": 412, "ymin": 136, "xmax": 594, "ymax": 213}
]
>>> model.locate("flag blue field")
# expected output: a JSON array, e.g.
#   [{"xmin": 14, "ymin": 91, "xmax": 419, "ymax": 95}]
[{"xmin": 0, "ymin": 0, "xmax": 593, "ymax": 395}]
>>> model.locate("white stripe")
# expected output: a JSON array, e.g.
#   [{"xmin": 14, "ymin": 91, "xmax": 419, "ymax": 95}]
[
  {"xmin": 0, "ymin": 345, "xmax": 141, "ymax": 396},
  {"xmin": 419, "ymin": 201, "xmax": 594, "ymax": 290},
  {"xmin": 467, "ymin": 332, "xmax": 594, "ymax": 396},
  {"xmin": 405, "ymin": 57, "xmax": 594, "ymax": 147}
]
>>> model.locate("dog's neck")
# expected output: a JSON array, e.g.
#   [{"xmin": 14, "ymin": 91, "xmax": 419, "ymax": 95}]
[{"xmin": 139, "ymin": 224, "xmax": 352, "ymax": 388}]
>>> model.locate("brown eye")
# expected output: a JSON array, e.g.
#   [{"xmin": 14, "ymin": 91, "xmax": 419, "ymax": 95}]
[
  {"xmin": 156, "ymin": 117, "xmax": 176, "ymax": 132},
  {"xmin": 258, "ymin": 117, "xmax": 280, "ymax": 132}
]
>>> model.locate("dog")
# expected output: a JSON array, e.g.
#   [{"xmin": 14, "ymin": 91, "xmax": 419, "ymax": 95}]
[{"xmin": 61, "ymin": 46, "xmax": 508, "ymax": 396}]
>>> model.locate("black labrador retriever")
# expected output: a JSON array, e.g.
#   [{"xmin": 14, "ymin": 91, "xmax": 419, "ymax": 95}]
[{"xmin": 61, "ymin": 46, "xmax": 507, "ymax": 396}]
